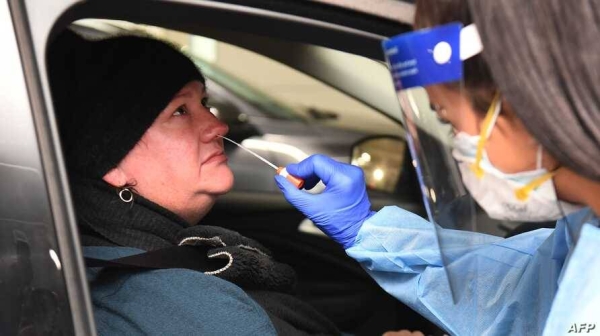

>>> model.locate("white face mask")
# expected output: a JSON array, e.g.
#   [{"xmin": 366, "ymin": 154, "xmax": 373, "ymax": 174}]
[{"xmin": 451, "ymin": 95, "xmax": 582, "ymax": 222}]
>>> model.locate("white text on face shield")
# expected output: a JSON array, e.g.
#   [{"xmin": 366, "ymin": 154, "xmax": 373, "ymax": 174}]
[
  {"xmin": 391, "ymin": 59, "xmax": 417, "ymax": 70},
  {"xmin": 385, "ymin": 46, "xmax": 398, "ymax": 56},
  {"xmin": 398, "ymin": 68, "xmax": 418, "ymax": 78},
  {"xmin": 391, "ymin": 59, "xmax": 419, "ymax": 80}
]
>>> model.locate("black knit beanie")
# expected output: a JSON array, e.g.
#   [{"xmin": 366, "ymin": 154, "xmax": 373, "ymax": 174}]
[{"xmin": 48, "ymin": 29, "xmax": 204, "ymax": 179}]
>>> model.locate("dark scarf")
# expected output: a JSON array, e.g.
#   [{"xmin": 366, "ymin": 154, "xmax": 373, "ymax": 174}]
[
  {"xmin": 72, "ymin": 178, "xmax": 339, "ymax": 335},
  {"xmin": 72, "ymin": 177, "xmax": 296, "ymax": 292}
]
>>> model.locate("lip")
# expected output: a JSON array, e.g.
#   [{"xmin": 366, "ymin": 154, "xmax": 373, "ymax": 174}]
[{"xmin": 204, "ymin": 151, "xmax": 227, "ymax": 164}]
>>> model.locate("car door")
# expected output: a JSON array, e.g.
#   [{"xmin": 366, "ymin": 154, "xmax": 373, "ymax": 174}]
[{"xmin": 0, "ymin": 1, "xmax": 92, "ymax": 334}]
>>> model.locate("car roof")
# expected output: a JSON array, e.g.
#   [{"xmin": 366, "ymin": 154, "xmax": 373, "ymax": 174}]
[{"xmin": 310, "ymin": 0, "xmax": 415, "ymax": 24}]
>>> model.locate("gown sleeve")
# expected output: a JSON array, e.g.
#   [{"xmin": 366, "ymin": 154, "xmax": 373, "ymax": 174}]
[{"xmin": 347, "ymin": 206, "xmax": 555, "ymax": 335}]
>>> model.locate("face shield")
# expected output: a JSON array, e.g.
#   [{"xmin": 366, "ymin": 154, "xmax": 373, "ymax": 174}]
[
  {"xmin": 383, "ymin": 22, "xmax": 486, "ymax": 302},
  {"xmin": 383, "ymin": 22, "xmax": 483, "ymax": 231}
]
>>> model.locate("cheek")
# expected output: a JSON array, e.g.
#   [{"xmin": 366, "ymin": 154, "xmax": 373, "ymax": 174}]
[
  {"xmin": 199, "ymin": 162, "xmax": 235, "ymax": 194},
  {"xmin": 163, "ymin": 136, "xmax": 203, "ymax": 178},
  {"xmin": 124, "ymin": 133, "xmax": 202, "ymax": 185},
  {"xmin": 486, "ymin": 132, "xmax": 538, "ymax": 173},
  {"xmin": 448, "ymin": 109, "xmax": 482, "ymax": 135}
]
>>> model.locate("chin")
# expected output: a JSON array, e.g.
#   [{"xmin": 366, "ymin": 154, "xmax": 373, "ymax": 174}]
[
  {"xmin": 209, "ymin": 168, "xmax": 235, "ymax": 195},
  {"xmin": 218, "ymin": 173, "xmax": 235, "ymax": 194}
]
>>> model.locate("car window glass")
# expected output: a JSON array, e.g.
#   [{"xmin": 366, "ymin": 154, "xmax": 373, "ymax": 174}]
[
  {"xmin": 195, "ymin": 58, "xmax": 304, "ymax": 122},
  {"xmin": 73, "ymin": 19, "xmax": 419, "ymax": 206}
]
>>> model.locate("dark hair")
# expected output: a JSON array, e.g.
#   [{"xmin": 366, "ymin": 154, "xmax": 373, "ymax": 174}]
[{"xmin": 414, "ymin": 0, "xmax": 497, "ymax": 114}]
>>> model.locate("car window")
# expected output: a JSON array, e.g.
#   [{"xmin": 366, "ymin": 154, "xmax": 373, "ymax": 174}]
[
  {"xmin": 73, "ymin": 19, "xmax": 419, "ymax": 204},
  {"xmin": 195, "ymin": 58, "xmax": 305, "ymax": 122}
]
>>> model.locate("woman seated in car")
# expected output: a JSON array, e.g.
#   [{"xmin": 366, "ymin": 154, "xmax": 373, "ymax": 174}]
[{"xmin": 47, "ymin": 29, "xmax": 342, "ymax": 335}]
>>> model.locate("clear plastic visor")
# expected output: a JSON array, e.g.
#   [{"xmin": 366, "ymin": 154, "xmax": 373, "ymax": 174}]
[{"xmin": 383, "ymin": 22, "xmax": 485, "ymax": 305}]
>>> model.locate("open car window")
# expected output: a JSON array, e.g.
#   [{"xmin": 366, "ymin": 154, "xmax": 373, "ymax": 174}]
[{"xmin": 72, "ymin": 20, "xmax": 417, "ymax": 202}]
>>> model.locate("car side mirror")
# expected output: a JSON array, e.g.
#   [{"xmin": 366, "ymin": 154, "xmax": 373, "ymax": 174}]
[{"xmin": 351, "ymin": 137, "xmax": 406, "ymax": 193}]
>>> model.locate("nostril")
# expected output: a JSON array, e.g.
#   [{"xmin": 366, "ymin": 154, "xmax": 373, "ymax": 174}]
[{"xmin": 203, "ymin": 121, "xmax": 229, "ymax": 142}]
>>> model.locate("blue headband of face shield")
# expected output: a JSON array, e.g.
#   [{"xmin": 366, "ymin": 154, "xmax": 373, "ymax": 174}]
[{"xmin": 383, "ymin": 22, "xmax": 483, "ymax": 90}]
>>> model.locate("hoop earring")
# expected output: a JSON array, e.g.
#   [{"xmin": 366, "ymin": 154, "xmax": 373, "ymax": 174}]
[{"xmin": 118, "ymin": 187, "xmax": 134, "ymax": 203}]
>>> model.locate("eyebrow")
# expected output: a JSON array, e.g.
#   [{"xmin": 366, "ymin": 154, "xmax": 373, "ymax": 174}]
[
  {"xmin": 174, "ymin": 86, "xmax": 206, "ymax": 99},
  {"xmin": 174, "ymin": 90, "xmax": 193, "ymax": 99}
]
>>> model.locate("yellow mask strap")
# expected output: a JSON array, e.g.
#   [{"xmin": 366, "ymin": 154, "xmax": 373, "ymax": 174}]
[
  {"xmin": 514, "ymin": 171, "xmax": 555, "ymax": 201},
  {"xmin": 470, "ymin": 92, "xmax": 501, "ymax": 178}
]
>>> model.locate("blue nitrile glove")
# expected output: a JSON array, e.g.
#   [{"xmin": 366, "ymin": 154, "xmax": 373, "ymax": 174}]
[{"xmin": 274, "ymin": 154, "xmax": 375, "ymax": 249}]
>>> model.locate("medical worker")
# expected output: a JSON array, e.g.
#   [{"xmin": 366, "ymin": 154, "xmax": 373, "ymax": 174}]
[{"xmin": 275, "ymin": 0, "xmax": 600, "ymax": 335}]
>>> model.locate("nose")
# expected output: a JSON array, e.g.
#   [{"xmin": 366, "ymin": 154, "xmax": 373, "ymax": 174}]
[{"xmin": 200, "ymin": 114, "xmax": 229, "ymax": 142}]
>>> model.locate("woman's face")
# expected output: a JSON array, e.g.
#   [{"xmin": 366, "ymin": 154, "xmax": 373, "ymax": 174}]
[
  {"xmin": 425, "ymin": 85, "xmax": 557, "ymax": 174},
  {"xmin": 104, "ymin": 80, "xmax": 233, "ymax": 223}
]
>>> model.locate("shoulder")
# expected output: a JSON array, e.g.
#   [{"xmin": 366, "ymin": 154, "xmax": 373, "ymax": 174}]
[{"xmin": 85, "ymin": 247, "xmax": 276, "ymax": 336}]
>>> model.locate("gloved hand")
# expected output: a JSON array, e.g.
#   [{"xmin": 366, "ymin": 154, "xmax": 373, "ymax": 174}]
[{"xmin": 274, "ymin": 154, "xmax": 375, "ymax": 249}]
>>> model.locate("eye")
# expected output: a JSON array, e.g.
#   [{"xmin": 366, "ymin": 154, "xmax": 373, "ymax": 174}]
[
  {"xmin": 173, "ymin": 105, "xmax": 188, "ymax": 116},
  {"xmin": 201, "ymin": 97, "xmax": 210, "ymax": 108},
  {"xmin": 430, "ymin": 103, "xmax": 450, "ymax": 125},
  {"xmin": 430, "ymin": 103, "xmax": 442, "ymax": 113},
  {"xmin": 437, "ymin": 116, "xmax": 451, "ymax": 125}
]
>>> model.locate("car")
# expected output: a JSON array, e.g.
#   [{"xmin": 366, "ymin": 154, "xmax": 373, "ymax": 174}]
[{"xmin": 1, "ymin": 1, "xmax": 528, "ymax": 335}]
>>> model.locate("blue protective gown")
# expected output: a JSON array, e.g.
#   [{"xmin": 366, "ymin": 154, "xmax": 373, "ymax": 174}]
[{"xmin": 347, "ymin": 207, "xmax": 600, "ymax": 336}]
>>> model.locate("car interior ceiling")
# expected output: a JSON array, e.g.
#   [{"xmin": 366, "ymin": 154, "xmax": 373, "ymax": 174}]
[{"xmin": 56, "ymin": 0, "xmax": 410, "ymax": 118}]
